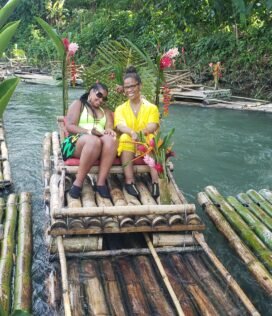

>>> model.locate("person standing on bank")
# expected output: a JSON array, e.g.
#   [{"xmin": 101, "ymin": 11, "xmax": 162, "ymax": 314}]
[
  {"xmin": 114, "ymin": 66, "xmax": 160, "ymax": 198},
  {"xmin": 61, "ymin": 83, "xmax": 117, "ymax": 199}
]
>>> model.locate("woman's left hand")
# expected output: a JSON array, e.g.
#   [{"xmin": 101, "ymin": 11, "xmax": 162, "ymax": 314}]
[{"xmin": 104, "ymin": 128, "xmax": 116, "ymax": 137}]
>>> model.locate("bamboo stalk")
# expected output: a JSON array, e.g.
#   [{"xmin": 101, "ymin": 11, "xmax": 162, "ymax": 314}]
[
  {"xmin": 153, "ymin": 233, "xmax": 197, "ymax": 247},
  {"xmin": 246, "ymin": 189, "xmax": 272, "ymax": 217},
  {"xmin": 13, "ymin": 192, "xmax": 32, "ymax": 313},
  {"xmin": 3, "ymin": 160, "xmax": 11, "ymax": 183},
  {"xmin": 0, "ymin": 194, "xmax": 18, "ymax": 315},
  {"xmin": 144, "ymin": 233, "xmax": 185, "ymax": 316},
  {"xmin": 52, "ymin": 131, "xmax": 63, "ymax": 171},
  {"xmin": 56, "ymin": 236, "xmax": 72, "ymax": 316},
  {"xmin": 135, "ymin": 256, "xmax": 175, "ymax": 315},
  {"xmin": 101, "ymin": 260, "xmax": 126, "ymax": 315},
  {"xmin": 194, "ymin": 232, "xmax": 260, "ymax": 316},
  {"xmin": 259, "ymin": 189, "xmax": 272, "ymax": 204},
  {"xmin": 227, "ymin": 196, "xmax": 272, "ymax": 249},
  {"xmin": 55, "ymin": 204, "xmax": 196, "ymax": 218},
  {"xmin": 68, "ymin": 261, "xmax": 85, "ymax": 316},
  {"xmin": 50, "ymin": 236, "xmax": 103, "ymax": 253},
  {"xmin": 51, "ymin": 246, "xmax": 202, "ymax": 259},
  {"xmin": 205, "ymin": 186, "xmax": 272, "ymax": 272},
  {"xmin": 43, "ymin": 132, "xmax": 52, "ymax": 187},
  {"xmin": 170, "ymin": 253, "xmax": 218, "ymax": 315},
  {"xmin": 236, "ymin": 192, "xmax": 272, "ymax": 231},
  {"xmin": 82, "ymin": 260, "xmax": 110, "ymax": 315},
  {"xmin": 0, "ymin": 197, "xmax": 4, "ymax": 223},
  {"xmin": 50, "ymin": 173, "xmax": 61, "ymax": 222},
  {"xmin": 46, "ymin": 266, "xmax": 62, "ymax": 310},
  {"xmin": 198, "ymin": 192, "xmax": 272, "ymax": 296}
]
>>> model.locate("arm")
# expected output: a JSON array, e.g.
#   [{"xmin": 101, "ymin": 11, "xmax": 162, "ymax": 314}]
[
  {"xmin": 104, "ymin": 109, "xmax": 116, "ymax": 137},
  {"xmin": 65, "ymin": 100, "xmax": 90, "ymax": 134},
  {"xmin": 142, "ymin": 122, "xmax": 159, "ymax": 135}
]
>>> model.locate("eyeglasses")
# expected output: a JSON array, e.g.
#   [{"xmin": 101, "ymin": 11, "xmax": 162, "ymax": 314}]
[
  {"xmin": 123, "ymin": 83, "xmax": 139, "ymax": 90},
  {"xmin": 96, "ymin": 91, "xmax": 108, "ymax": 102}
]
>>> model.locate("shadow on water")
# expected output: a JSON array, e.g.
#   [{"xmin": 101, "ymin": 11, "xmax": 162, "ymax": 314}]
[{"xmin": 3, "ymin": 83, "xmax": 272, "ymax": 315}]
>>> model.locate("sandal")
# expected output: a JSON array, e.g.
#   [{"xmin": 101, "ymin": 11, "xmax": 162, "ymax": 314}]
[
  {"xmin": 97, "ymin": 185, "xmax": 111, "ymax": 199},
  {"xmin": 151, "ymin": 182, "xmax": 160, "ymax": 198},
  {"xmin": 125, "ymin": 183, "xmax": 139, "ymax": 197},
  {"xmin": 69, "ymin": 184, "xmax": 82, "ymax": 199}
]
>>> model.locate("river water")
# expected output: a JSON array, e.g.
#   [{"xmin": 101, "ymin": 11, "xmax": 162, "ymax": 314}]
[{"xmin": 4, "ymin": 83, "xmax": 272, "ymax": 315}]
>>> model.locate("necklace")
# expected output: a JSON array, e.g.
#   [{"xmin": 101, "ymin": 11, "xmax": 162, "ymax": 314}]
[{"xmin": 131, "ymin": 101, "xmax": 141, "ymax": 114}]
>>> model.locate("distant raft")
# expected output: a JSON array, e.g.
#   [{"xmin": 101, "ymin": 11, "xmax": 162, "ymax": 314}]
[
  {"xmin": 0, "ymin": 121, "xmax": 12, "ymax": 188},
  {"xmin": 198, "ymin": 186, "xmax": 272, "ymax": 296}
]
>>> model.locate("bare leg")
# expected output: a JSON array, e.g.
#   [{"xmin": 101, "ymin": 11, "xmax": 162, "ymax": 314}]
[
  {"xmin": 121, "ymin": 151, "xmax": 135, "ymax": 184},
  {"xmin": 96, "ymin": 135, "xmax": 118, "ymax": 185},
  {"xmin": 73, "ymin": 134, "xmax": 101, "ymax": 187}
]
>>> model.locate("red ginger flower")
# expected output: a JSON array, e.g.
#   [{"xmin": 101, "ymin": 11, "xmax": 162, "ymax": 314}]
[
  {"xmin": 160, "ymin": 56, "xmax": 172, "ymax": 69},
  {"xmin": 154, "ymin": 163, "xmax": 164, "ymax": 174}
]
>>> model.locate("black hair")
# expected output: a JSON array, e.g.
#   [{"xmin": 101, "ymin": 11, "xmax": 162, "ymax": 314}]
[
  {"xmin": 123, "ymin": 66, "xmax": 142, "ymax": 84},
  {"xmin": 79, "ymin": 82, "xmax": 108, "ymax": 119}
]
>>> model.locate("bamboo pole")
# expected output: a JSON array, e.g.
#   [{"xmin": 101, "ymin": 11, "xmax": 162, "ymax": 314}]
[
  {"xmin": 152, "ymin": 233, "xmax": 197, "ymax": 247},
  {"xmin": 186, "ymin": 253, "xmax": 241, "ymax": 316},
  {"xmin": 246, "ymin": 189, "xmax": 272, "ymax": 217},
  {"xmin": 55, "ymin": 204, "xmax": 196, "ymax": 218},
  {"xmin": 52, "ymin": 131, "xmax": 63, "ymax": 171},
  {"xmin": 43, "ymin": 132, "xmax": 52, "ymax": 187},
  {"xmin": 46, "ymin": 266, "xmax": 62, "ymax": 310},
  {"xmin": 68, "ymin": 261, "xmax": 85, "ymax": 316},
  {"xmin": 82, "ymin": 260, "xmax": 110, "ymax": 315},
  {"xmin": 144, "ymin": 233, "xmax": 185, "ymax": 316},
  {"xmin": 236, "ymin": 192, "xmax": 272, "ymax": 231},
  {"xmin": 50, "ymin": 246, "xmax": 202, "ymax": 259},
  {"xmin": 205, "ymin": 186, "xmax": 272, "ymax": 272},
  {"xmin": 0, "ymin": 194, "xmax": 18, "ymax": 315},
  {"xmin": 227, "ymin": 196, "xmax": 272, "ymax": 249},
  {"xmin": 0, "ymin": 197, "xmax": 4, "ymax": 223},
  {"xmin": 167, "ymin": 168, "xmax": 187, "ymax": 203},
  {"xmin": 56, "ymin": 236, "xmax": 72, "ymax": 316},
  {"xmin": 170, "ymin": 253, "xmax": 218, "ymax": 315},
  {"xmin": 135, "ymin": 256, "xmax": 175, "ymax": 315},
  {"xmin": 101, "ymin": 260, "xmax": 126, "ymax": 315},
  {"xmin": 13, "ymin": 192, "xmax": 32, "ymax": 313},
  {"xmin": 50, "ymin": 236, "xmax": 102, "ymax": 253},
  {"xmin": 198, "ymin": 192, "xmax": 272, "ymax": 296},
  {"xmin": 259, "ymin": 189, "xmax": 272, "ymax": 204},
  {"xmin": 50, "ymin": 173, "xmax": 61, "ymax": 222},
  {"xmin": 194, "ymin": 232, "xmax": 260, "ymax": 316}
]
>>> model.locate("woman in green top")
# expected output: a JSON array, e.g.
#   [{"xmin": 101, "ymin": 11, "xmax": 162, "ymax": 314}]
[{"xmin": 62, "ymin": 83, "xmax": 117, "ymax": 199}]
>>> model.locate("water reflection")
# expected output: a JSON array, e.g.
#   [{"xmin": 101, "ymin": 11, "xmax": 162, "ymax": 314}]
[{"xmin": 3, "ymin": 83, "xmax": 272, "ymax": 315}]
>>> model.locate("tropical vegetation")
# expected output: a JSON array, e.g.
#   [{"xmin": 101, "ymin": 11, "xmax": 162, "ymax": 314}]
[{"xmin": 1, "ymin": 0, "xmax": 272, "ymax": 100}]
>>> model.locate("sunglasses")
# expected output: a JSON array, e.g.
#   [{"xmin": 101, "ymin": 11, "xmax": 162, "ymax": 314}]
[
  {"xmin": 123, "ymin": 83, "xmax": 139, "ymax": 90},
  {"xmin": 96, "ymin": 91, "xmax": 108, "ymax": 102}
]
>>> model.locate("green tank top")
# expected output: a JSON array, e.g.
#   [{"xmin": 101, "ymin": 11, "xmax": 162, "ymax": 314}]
[{"xmin": 79, "ymin": 106, "xmax": 106, "ymax": 133}]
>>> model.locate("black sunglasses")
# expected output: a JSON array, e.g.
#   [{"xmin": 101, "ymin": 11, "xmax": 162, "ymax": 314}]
[{"xmin": 96, "ymin": 91, "xmax": 108, "ymax": 102}]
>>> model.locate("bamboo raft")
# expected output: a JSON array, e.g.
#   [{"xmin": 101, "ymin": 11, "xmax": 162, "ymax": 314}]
[
  {"xmin": 198, "ymin": 186, "xmax": 272, "ymax": 297},
  {"xmin": 0, "ymin": 193, "xmax": 32, "ymax": 316},
  {"xmin": 0, "ymin": 121, "xmax": 12, "ymax": 188},
  {"xmin": 42, "ymin": 119, "xmax": 260, "ymax": 315}
]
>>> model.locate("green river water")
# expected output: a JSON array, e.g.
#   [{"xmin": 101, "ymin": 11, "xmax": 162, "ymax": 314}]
[{"xmin": 4, "ymin": 83, "xmax": 272, "ymax": 315}]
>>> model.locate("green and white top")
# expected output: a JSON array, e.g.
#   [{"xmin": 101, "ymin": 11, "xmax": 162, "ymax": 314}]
[{"xmin": 79, "ymin": 106, "xmax": 106, "ymax": 133}]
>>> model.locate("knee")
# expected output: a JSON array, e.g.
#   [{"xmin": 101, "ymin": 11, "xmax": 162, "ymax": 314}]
[{"xmin": 85, "ymin": 136, "xmax": 102, "ymax": 152}]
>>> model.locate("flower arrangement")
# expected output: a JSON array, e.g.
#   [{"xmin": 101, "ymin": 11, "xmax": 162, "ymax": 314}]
[{"xmin": 209, "ymin": 61, "xmax": 222, "ymax": 90}]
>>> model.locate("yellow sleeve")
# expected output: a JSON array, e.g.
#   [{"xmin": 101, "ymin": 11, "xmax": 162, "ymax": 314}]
[
  {"xmin": 147, "ymin": 104, "xmax": 160, "ymax": 124},
  {"xmin": 114, "ymin": 104, "xmax": 126, "ymax": 128}
]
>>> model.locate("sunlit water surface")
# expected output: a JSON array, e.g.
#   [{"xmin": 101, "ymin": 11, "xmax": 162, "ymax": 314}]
[{"xmin": 4, "ymin": 83, "xmax": 272, "ymax": 315}]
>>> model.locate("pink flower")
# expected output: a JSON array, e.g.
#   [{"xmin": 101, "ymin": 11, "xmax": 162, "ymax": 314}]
[
  {"xmin": 62, "ymin": 38, "xmax": 70, "ymax": 51},
  {"xmin": 154, "ymin": 163, "xmax": 164, "ymax": 174},
  {"xmin": 209, "ymin": 63, "xmax": 213, "ymax": 68},
  {"xmin": 160, "ymin": 56, "xmax": 172, "ymax": 69},
  {"xmin": 68, "ymin": 43, "xmax": 79, "ymax": 56},
  {"xmin": 164, "ymin": 48, "xmax": 179, "ymax": 59},
  {"xmin": 143, "ymin": 155, "xmax": 155, "ymax": 168}
]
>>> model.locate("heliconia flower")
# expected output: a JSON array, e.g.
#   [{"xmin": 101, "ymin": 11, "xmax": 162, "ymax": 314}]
[
  {"xmin": 62, "ymin": 38, "xmax": 70, "ymax": 51},
  {"xmin": 160, "ymin": 56, "xmax": 172, "ymax": 69},
  {"xmin": 154, "ymin": 163, "xmax": 164, "ymax": 174},
  {"xmin": 157, "ymin": 139, "xmax": 163, "ymax": 148},
  {"xmin": 164, "ymin": 47, "xmax": 179, "ymax": 59},
  {"xmin": 68, "ymin": 43, "xmax": 79, "ymax": 56},
  {"xmin": 149, "ymin": 138, "xmax": 155, "ymax": 147},
  {"xmin": 143, "ymin": 155, "xmax": 156, "ymax": 168},
  {"xmin": 137, "ymin": 144, "xmax": 147, "ymax": 153}
]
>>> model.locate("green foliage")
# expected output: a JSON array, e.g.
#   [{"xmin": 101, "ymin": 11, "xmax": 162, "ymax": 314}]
[
  {"xmin": 11, "ymin": 310, "xmax": 32, "ymax": 316},
  {"xmin": 0, "ymin": 78, "xmax": 20, "ymax": 117},
  {"xmin": 0, "ymin": 20, "xmax": 20, "ymax": 56},
  {"xmin": 0, "ymin": 0, "xmax": 20, "ymax": 29},
  {"xmin": 83, "ymin": 38, "xmax": 157, "ymax": 111}
]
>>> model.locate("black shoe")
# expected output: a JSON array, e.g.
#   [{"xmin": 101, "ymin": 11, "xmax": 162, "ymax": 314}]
[
  {"xmin": 69, "ymin": 185, "xmax": 82, "ymax": 199},
  {"xmin": 151, "ymin": 182, "xmax": 160, "ymax": 198},
  {"xmin": 97, "ymin": 185, "xmax": 111, "ymax": 199},
  {"xmin": 125, "ymin": 183, "xmax": 139, "ymax": 197}
]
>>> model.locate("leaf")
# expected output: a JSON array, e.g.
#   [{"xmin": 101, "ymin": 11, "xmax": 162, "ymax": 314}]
[
  {"xmin": 0, "ymin": 0, "xmax": 20, "ymax": 29},
  {"xmin": 35, "ymin": 17, "xmax": 65, "ymax": 59},
  {"xmin": 0, "ymin": 77, "xmax": 20, "ymax": 118},
  {"xmin": 11, "ymin": 310, "xmax": 32, "ymax": 316},
  {"xmin": 0, "ymin": 20, "xmax": 20, "ymax": 56}
]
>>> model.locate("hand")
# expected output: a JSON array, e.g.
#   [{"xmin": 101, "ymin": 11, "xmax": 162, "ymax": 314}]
[
  {"xmin": 91, "ymin": 128, "xmax": 103, "ymax": 137},
  {"xmin": 104, "ymin": 128, "xmax": 116, "ymax": 137}
]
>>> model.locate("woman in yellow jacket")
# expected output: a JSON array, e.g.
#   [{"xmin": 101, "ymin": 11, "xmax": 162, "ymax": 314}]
[{"xmin": 114, "ymin": 66, "xmax": 160, "ymax": 198}]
